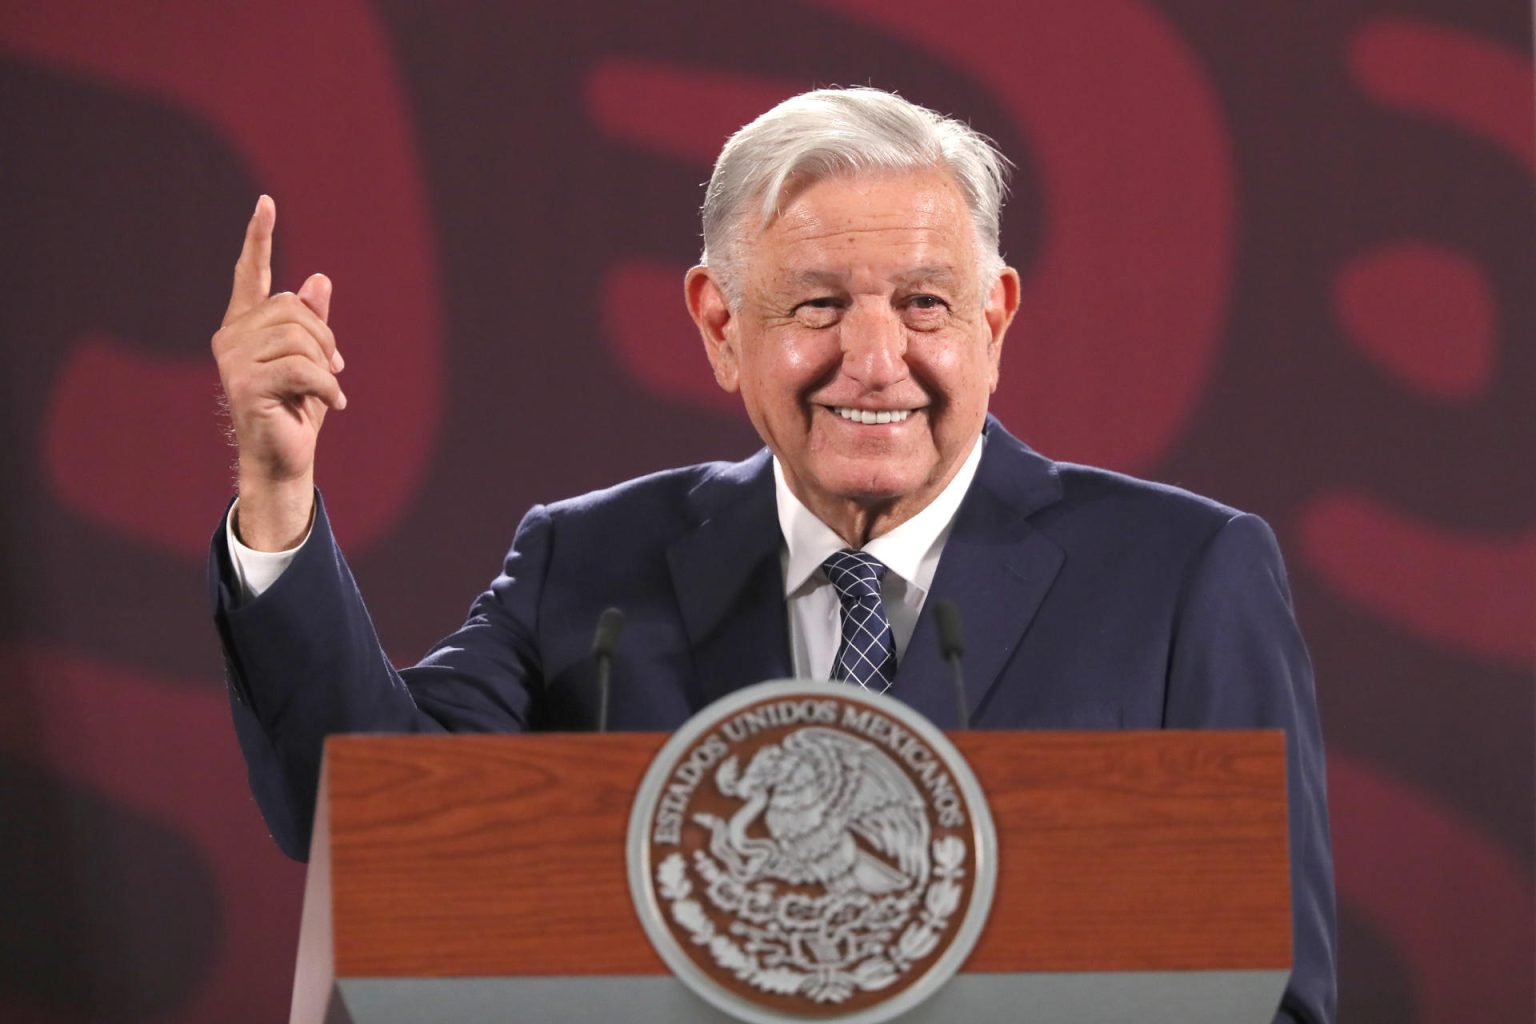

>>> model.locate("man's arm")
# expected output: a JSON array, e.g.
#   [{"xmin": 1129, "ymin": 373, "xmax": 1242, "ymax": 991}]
[
  {"xmin": 1164, "ymin": 513, "xmax": 1337, "ymax": 1024},
  {"xmin": 209, "ymin": 492, "xmax": 554, "ymax": 859},
  {"xmin": 209, "ymin": 198, "xmax": 561, "ymax": 859}
]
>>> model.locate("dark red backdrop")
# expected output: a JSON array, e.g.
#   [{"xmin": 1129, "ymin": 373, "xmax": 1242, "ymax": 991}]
[{"xmin": 1, "ymin": 2, "xmax": 1531, "ymax": 1021}]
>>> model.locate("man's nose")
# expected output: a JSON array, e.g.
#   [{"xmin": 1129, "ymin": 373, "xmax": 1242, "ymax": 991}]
[{"xmin": 840, "ymin": 304, "xmax": 908, "ymax": 387}]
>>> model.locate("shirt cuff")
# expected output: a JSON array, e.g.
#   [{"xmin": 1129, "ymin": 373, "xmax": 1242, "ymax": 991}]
[{"xmin": 225, "ymin": 498, "xmax": 310, "ymax": 602}]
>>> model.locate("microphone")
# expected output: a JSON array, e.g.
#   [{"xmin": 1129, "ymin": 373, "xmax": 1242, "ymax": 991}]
[
  {"xmin": 590, "ymin": 607, "xmax": 626, "ymax": 732},
  {"xmin": 934, "ymin": 599, "xmax": 969, "ymax": 729}
]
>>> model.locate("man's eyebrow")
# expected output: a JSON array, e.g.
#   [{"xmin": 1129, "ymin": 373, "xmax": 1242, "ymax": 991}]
[
  {"xmin": 782, "ymin": 269, "xmax": 846, "ymax": 290},
  {"xmin": 893, "ymin": 265, "xmax": 962, "ymax": 287},
  {"xmin": 778, "ymin": 266, "xmax": 963, "ymax": 289}
]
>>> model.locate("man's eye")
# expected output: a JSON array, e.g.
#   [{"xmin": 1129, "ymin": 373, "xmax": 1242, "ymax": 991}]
[
  {"xmin": 908, "ymin": 294, "xmax": 948, "ymax": 310},
  {"xmin": 793, "ymin": 298, "xmax": 843, "ymax": 326}
]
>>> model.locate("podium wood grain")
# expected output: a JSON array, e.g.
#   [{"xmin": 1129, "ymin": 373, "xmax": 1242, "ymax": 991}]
[{"xmin": 319, "ymin": 730, "xmax": 1290, "ymax": 979}]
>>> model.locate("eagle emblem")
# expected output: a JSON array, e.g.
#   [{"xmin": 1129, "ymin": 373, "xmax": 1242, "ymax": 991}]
[
  {"xmin": 693, "ymin": 727, "xmax": 930, "ymax": 898},
  {"xmin": 630, "ymin": 682, "xmax": 994, "ymax": 1023}
]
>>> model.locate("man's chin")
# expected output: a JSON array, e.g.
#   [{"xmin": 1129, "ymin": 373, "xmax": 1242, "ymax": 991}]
[{"xmin": 811, "ymin": 465, "xmax": 933, "ymax": 509}]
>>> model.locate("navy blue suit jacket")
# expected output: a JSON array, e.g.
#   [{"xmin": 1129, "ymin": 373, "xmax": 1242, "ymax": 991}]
[{"xmin": 210, "ymin": 417, "xmax": 1335, "ymax": 1023}]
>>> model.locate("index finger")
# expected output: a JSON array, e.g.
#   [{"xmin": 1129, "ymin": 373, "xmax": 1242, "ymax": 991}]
[{"xmin": 224, "ymin": 195, "xmax": 275, "ymax": 326}]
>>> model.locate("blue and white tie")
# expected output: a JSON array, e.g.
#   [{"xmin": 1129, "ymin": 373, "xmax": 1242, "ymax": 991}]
[{"xmin": 822, "ymin": 548, "xmax": 897, "ymax": 693}]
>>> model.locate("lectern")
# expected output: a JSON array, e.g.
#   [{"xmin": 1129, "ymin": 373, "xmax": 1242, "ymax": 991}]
[{"xmin": 291, "ymin": 731, "xmax": 1291, "ymax": 1023}]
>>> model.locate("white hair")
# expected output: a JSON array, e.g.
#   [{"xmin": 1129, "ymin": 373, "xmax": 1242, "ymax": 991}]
[{"xmin": 700, "ymin": 86, "xmax": 1011, "ymax": 306}]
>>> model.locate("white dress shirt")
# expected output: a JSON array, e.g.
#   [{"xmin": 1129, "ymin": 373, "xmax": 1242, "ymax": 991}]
[
  {"xmin": 228, "ymin": 436, "xmax": 985, "ymax": 674},
  {"xmin": 778, "ymin": 436, "xmax": 983, "ymax": 680}
]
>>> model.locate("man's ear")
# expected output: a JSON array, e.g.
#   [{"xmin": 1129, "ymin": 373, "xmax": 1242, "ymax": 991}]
[
  {"xmin": 983, "ymin": 266, "xmax": 1022, "ymax": 392},
  {"xmin": 686, "ymin": 265, "xmax": 739, "ymax": 392}
]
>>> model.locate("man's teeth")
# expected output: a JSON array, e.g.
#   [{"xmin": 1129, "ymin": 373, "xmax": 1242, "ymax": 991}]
[{"xmin": 833, "ymin": 407, "xmax": 912, "ymax": 425}]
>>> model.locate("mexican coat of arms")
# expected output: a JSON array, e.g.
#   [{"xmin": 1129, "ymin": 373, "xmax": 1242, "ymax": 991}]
[{"xmin": 628, "ymin": 680, "xmax": 997, "ymax": 1024}]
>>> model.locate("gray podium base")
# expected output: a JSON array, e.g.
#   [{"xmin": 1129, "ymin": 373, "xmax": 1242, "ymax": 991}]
[{"xmin": 327, "ymin": 970, "xmax": 1288, "ymax": 1024}]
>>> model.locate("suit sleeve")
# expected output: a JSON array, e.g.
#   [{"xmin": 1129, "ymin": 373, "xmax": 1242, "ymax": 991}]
[
  {"xmin": 208, "ymin": 491, "xmax": 554, "ymax": 860},
  {"xmin": 1163, "ymin": 513, "xmax": 1337, "ymax": 1024}
]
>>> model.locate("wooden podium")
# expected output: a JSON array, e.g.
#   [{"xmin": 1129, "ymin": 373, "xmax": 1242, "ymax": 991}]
[{"xmin": 292, "ymin": 731, "xmax": 1291, "ymax": 1023}]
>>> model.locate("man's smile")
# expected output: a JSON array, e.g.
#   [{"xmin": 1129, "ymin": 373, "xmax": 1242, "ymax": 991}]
[{"xmin": 829, "ymin": 406, "xmax": 916, "ymax": 425}]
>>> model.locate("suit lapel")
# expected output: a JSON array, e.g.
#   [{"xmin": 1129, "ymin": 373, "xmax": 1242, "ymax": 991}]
[
  {"xmin": 667, "ymin": 451, "xmax": 792, "ymax": 709},
  {"xmin": 666, "ymin": 421, "xmax": 1064, "ymax": 723},
  {"xmin": 893, "ymin": 419, "xmax": 1065, "ymax": 727}
]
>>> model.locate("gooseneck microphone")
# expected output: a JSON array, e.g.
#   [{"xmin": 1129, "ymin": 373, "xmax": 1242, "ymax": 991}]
[
  {"xmin": 590, "ymin": 607, "xmax": 626, "ymax": 732},
  {"xmin": 934, "ymin": 599, "xmax": 969, "ymax": 729}
]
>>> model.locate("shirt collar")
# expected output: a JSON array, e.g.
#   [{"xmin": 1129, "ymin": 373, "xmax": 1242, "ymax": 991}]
[{"xmin": 774, "ymin": 434, "xmax": 985, "ymax": 598}]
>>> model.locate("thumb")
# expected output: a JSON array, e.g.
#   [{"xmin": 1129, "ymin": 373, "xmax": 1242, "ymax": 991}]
[{"xmin": 298, "ymin": 272, "xmax": 332, "ymax": 322}]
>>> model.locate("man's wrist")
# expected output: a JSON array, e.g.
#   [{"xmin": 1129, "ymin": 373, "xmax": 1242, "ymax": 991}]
[
  {"xmin": 226, "ymin": 496, "xmax": 312, "ymax": 602},
  {"xmin": 233, "ymin": 475, "xmax": 316, "ymax": 551}
]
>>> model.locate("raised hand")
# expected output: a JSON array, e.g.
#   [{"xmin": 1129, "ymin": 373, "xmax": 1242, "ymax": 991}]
[{"xmin": 212, "ymin": 196, "xmax": 347, "ymax": 550}]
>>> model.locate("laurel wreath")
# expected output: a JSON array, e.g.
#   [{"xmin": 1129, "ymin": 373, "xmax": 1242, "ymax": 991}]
[{"xmin": 656, "ymin": 835, "xmax": 966, "ymax": 1003}]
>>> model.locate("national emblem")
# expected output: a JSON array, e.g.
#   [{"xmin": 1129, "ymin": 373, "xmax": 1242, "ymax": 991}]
[{"xmin": 629, "ymin": 680, "xmax": 997, "ymax": 1024}]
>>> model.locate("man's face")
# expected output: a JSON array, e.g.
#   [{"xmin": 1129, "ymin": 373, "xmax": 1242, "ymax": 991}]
[{"xmin": 689, "ymin": 168, "xmax": 1020, "ymax": 537}]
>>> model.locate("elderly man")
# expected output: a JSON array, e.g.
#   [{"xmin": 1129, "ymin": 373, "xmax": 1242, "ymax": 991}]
[{"xmin": 210, "ymin": 88, "xmax": 1335, "ymax": 1022}]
